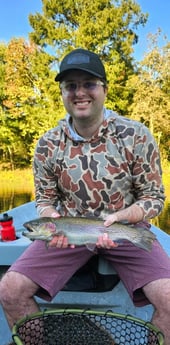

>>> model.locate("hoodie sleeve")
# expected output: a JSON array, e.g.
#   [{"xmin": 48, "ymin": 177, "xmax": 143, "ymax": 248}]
[
  {"xmin": 131, "ymin": 124, "xmax": 165, "ymax": 219},
  {"xmin": 33, "ymin": 129, "xmax": 62, "ymax": 216}
]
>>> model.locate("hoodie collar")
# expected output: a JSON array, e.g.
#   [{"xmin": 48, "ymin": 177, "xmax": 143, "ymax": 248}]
[{"xmin": 62, "ymin": 108, "xmax": 117, "ymax": 142}]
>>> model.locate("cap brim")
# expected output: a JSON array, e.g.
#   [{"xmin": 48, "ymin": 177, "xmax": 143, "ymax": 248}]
[{"xmin": 55, "ymin": 67, "xmax": 105, "ymax": 81}]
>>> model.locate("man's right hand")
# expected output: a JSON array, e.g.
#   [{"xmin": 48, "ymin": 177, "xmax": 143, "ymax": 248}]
[{"xmin": 48, "ymin": 235, "xmax": 71, "ymax": 248}]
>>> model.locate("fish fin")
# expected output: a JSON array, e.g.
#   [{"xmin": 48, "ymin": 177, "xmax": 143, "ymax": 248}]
[
  {"xmin": 134, "ymin": 241, "xmax": 151, "ymax": 251},
  {"xmin": 114, "ymin": 239, "xmax": 124, "ymax": 245},
  {"xmin": 134, "ymin": 230, "xmax": 156, "ymax": 251},
  {"xmin": 85, "ymin": 243, "xmax": 97, "ymax": 252},
  {"xmin": 45, "ymin": 241, "xmax": 50, "ymax": 250}
]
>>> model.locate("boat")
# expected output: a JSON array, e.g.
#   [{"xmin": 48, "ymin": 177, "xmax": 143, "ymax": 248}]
[{"xmin": 0, "ymin": 201, "xmax": 170, "ymax": 345}]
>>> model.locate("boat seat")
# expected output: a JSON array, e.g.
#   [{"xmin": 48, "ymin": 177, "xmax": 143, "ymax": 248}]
[{"xmin": 62, "ymin": 256, "xmax": 119, "ymax": 292}]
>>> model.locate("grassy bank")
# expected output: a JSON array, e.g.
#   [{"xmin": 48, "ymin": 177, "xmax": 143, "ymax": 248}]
[
  {"xmin": 0, "ymin": 168, "xmax": 34, "ymax": 195},
  {"xmin": 162, "ymin": 169, "xmax": 170, "ymax": 200}
]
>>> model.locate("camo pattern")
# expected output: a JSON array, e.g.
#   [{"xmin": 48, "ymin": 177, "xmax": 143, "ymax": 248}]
[{"xmin": 33, "ymin": 109, "xmax": 165, "ymax": 219}]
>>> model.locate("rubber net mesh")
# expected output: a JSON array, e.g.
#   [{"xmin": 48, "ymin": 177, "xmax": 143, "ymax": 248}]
[{"xmin": 12, "ymin": 310, "xmax": 164, "ymax": 345}]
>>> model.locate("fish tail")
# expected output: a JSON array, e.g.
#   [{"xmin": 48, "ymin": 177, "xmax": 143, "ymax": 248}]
[{"xmin": 135, "ymin": 230, "xmax": 156, "ymax": 251}]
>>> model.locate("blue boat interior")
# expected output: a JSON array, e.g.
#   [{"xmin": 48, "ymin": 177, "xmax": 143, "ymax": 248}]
[{"xmin": 0, "ymin": 201, "xmax": 169, "ymax": 344}]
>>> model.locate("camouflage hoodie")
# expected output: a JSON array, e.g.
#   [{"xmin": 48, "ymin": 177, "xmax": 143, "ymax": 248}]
[{"xmin": 33, "ymin": 108, "xmax": 165, "ymax": 219}]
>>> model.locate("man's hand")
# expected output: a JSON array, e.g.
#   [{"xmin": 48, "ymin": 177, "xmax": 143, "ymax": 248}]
[
  {"xmin": 103, "ymin": 204, "xmax": 144, "ymax": 226},
  {"xmin": 96, "ymin": 233, "xmax": 118, "ymax": 249},
  {"xmin": 48, "ymin": 235, "xmax": 74, "ymax": 248},
  {"xmin": 103, "ymin": 213, "xmax": 119, "ymax": 227},
  {"xmin": 48, "ymin": 235, "xmax": 75, "ymax": 249}
]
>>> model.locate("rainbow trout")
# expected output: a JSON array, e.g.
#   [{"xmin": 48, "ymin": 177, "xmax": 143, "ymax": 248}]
[{"xmin": 22, "ymin": 217, "xmax": 156, "ymax": 252}]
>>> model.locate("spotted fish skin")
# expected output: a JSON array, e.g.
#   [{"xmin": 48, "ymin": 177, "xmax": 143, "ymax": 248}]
[{"xmin": 23, "ymin": 216, "xmax": 156, "ymax": 251}]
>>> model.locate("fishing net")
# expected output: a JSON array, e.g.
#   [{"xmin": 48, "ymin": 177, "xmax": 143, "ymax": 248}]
[{"xmin": 12, "ymin": 309, "xmax": 164, "ymax": 345}]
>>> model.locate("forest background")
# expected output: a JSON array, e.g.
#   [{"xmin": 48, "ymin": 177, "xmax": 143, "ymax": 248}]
[{"xmin": 0, "ymin": 0, "xmax": 169, "ymax": 173}]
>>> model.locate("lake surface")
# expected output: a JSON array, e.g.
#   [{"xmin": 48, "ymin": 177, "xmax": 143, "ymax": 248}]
[{"xmin": 0, "ymin": 191, "xmax": 170, "ymax": 234}]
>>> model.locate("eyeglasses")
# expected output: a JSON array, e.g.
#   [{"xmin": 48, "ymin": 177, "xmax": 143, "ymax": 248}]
[{"xmin": 60, "ymin": 80, "xmax": 105, "ymax": 94}]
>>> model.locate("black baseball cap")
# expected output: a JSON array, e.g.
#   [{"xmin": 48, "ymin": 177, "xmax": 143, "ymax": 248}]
[{"xmin": 55, "ymin": 48, "xmax": 106, "ymax": 82}]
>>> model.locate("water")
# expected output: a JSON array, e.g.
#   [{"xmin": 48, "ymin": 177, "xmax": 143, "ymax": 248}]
[
  {"xmin": 0, "ymin": 192, "xmax": 33, "ymax": 214},
  {"xmin": 0, "ymin": 191, "xmax": 170, "ymax": 234}
]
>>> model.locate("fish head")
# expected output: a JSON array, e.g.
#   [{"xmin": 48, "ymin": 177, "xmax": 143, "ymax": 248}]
[{"xmin": 23, "ymin": 217, "xmax": 61, "ymax": 240}]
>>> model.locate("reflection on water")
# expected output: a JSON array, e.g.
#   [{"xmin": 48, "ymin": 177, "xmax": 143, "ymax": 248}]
[
  {"xmin": 0, "ymin": 192, "xmax": 34, "ymax": 216},
  {"xmin": 0, "ymin": 192, "xmax": 170, "ymax": 234}
]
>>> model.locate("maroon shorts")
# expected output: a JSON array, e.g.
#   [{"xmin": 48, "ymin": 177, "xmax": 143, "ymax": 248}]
[{"xmin": 9, "ymin": 239, "xmax": 170, "ymax": 306}]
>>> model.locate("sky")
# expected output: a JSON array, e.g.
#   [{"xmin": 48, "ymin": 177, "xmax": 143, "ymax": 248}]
[{"xmin": 0, "ymin": 0, "xmax": 169, "ymax": 61}]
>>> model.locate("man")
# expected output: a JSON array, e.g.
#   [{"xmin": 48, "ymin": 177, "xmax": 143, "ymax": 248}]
[{"xmin": 0, "ymin": 48, "xmax": 170, "ymax": 344}]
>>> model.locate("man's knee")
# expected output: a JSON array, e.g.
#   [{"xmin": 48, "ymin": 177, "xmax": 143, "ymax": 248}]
[
  {"xmin": 0, "ymin": 271, "xmax": 31, "ymax": 304},
  {"xmin": 144, "ymin": 278, "xmax": 170, "ymax": 310}
]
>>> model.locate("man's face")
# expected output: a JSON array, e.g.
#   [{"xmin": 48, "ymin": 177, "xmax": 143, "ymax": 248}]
[{"xmin": 60, "ymin": 70, "xmax": 107, "ymax": 122}]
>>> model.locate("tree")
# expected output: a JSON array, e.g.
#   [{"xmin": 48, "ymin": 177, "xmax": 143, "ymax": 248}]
[
  {"xmin": 127, "ymin": 31, "xmax": 170, "ymax": 160},
  {"xmin": 29, "ymin": 0, "xmax": 148, "ymax": 114},
  {"xmin": 0, "ymin": 38, "xmax": 63, "ymax": 167},
  {"xmin": 4, "ymin": 1, "xmax": 170, "ymax": 167},
  {"xmin": 0, "ymin": 43, "xmax": 6, "ymax": 105}
]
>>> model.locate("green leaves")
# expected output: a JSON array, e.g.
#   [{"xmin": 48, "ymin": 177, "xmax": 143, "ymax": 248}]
[
  {"xmin": 0, "ymin": 1, "xmax": 169, "ymax": 167},
  {"xmin": 127, "ymin": 32, "xmax": 170, "ymax": 160}
]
